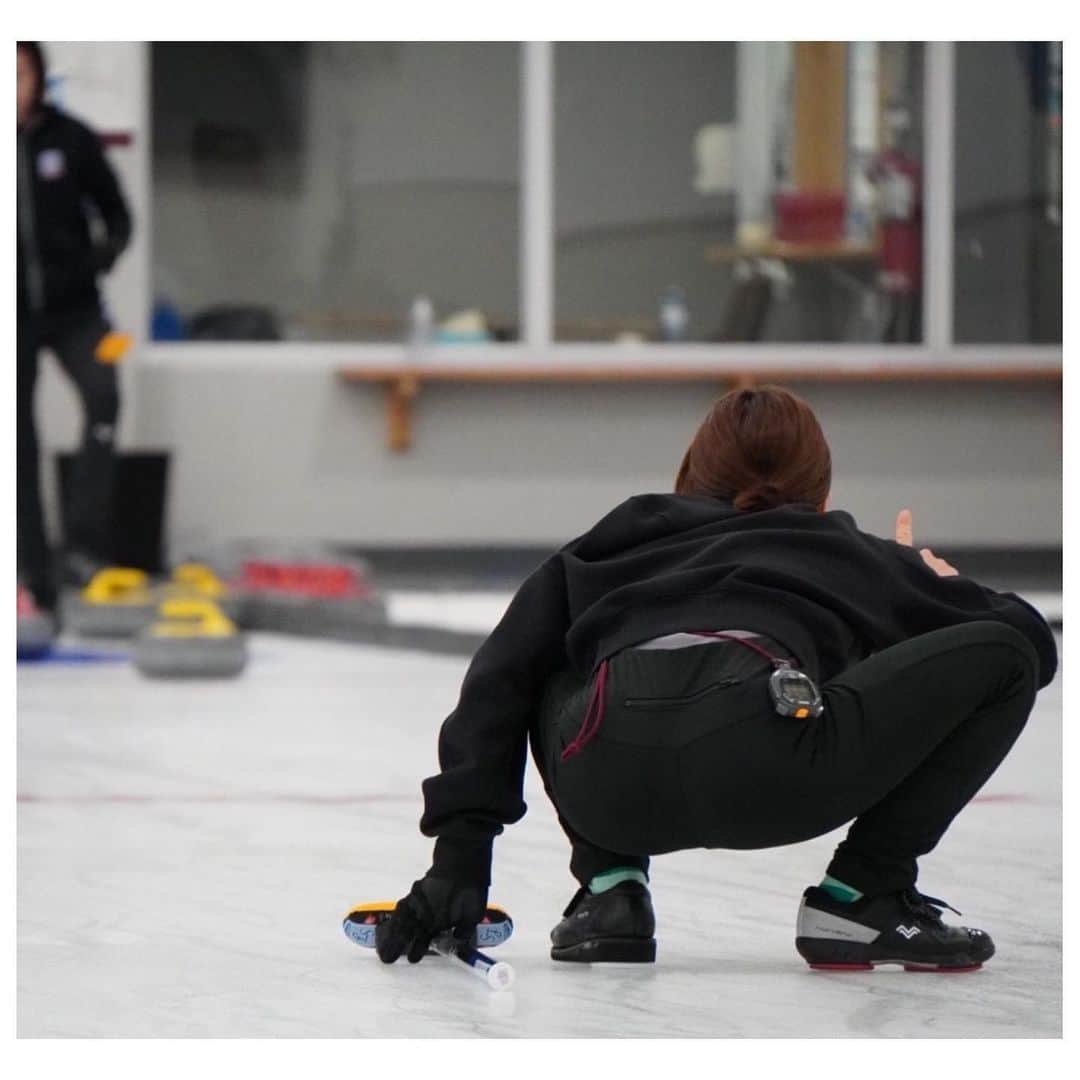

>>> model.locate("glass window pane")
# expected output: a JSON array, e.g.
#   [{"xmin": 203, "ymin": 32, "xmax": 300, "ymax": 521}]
[
  {"xmin": 151, "ymin": 43, "xmax": 519, "ymax": 343},
  {"xmin": 954, "ymin": 42, "xmax": 1062, "ymax": 344},
  {"xmin": 555, "ymin": 42, "xmax": 925, "ymax": 344}
]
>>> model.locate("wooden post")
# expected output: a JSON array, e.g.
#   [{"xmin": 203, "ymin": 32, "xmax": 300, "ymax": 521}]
[
  {"xmin": 386, "ymin": 375, "xmax": 419, "ymax": 452},
  {"xmin": 792, "ymin": 42, "xmax": 847, "ymax": 190}
]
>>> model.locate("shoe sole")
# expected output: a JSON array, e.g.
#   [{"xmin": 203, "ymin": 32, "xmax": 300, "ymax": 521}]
[
  {"xmin": 551, "ymin": 937, "xmax": 657, "ymax": 963},
  {"xmin": 796, "ymin": 936, "xmax": 992, "ymax": 973},
  {"xmin": 807, "ymin": 960, "xmax": 984, "ymax": 973}
]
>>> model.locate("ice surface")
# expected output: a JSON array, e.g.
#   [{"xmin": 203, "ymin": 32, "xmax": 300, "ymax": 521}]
[{"xmin": 17, "ymin": 625, "xmax": 1062, "ymax": 1037}]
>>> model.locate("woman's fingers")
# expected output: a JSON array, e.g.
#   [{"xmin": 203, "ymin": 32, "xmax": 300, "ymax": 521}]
[
  {"xmin": 895, "ymin": 509, "xmax": 959, "ymax": 576},
  {"xmin": 895, "ymin": 508, "xmax": 914, "ymax": 547},
  {"xmin": 920, "ymin": 547, "xmax": 959, "ymax": 577}
]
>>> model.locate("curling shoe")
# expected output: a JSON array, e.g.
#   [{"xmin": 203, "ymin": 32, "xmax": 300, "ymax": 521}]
[
  {"xmin": 550, "ymin": 881, "xmax": 656, "ymax": 963},
  {"xmin": 795, "ymin": 885, "xmax": 995, "ymax": 972}
]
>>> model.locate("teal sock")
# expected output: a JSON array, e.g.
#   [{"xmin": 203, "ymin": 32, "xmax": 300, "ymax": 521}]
[
  {"xmin": 820, "ymin": 874, "xmax": 864, "ymax": 903},
  {"xmin": 588, "ymin": 867, "xmax": 649, "ymax": 894}
]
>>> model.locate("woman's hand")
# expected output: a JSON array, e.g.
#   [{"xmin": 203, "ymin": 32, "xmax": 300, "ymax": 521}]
[
  {"xmin": 375, "ymin": 874, "xmax": 488, "ymax": 963},
  {"xmin": 895, "ymin": 508, "xmax": 959, "ymax": 577}
]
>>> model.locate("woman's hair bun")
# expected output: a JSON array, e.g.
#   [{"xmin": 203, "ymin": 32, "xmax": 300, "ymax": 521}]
[
  {"xmin": 733, "ymin": 482, "xmax": 785, "ymax": 512},
  {"xmin": 674, "ymin": 385, "xmax": 832, "ymax": 510}
]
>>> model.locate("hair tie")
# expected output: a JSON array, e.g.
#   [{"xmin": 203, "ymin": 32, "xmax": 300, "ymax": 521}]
[{"xmin": 734, "ymin": 482, "xmax": 784, "ymax": 512}]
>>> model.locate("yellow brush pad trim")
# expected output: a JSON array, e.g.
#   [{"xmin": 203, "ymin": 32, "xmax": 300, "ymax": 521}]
[{"xmin": 345, "ymin": 901, "xmax": 508, "ymax": 919}]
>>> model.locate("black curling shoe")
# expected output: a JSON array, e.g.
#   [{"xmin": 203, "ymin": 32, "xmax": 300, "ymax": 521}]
[
  {"xmin": 795, "ymin": 886, "xmax": 995, "ymax": 972},
  {"xmin": 550, "ymin": 881, "xmax": 657, "ymax": 963}
]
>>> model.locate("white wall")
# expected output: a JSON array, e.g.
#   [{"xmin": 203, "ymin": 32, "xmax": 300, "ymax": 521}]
[
  {"xmin": 32, "ymin": 43, "xmax": 1061, "ymax": 557},
  {"xmin": 128, "ymin": 365, "xmax": 1060, "ymax": 556}
]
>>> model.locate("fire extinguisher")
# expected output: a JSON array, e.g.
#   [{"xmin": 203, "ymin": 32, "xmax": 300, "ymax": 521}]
[{"xmin": 868, "ymin": 144, "xmax": 922, "ymax": 297}]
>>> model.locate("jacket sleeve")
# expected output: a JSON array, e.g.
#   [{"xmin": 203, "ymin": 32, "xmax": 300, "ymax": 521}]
[
  {"xmin": 875, "ymin": 538, "xmax": 1058, "ymax": 689},
  {"xmin": 78, "ymin": 124, "xmax": 132, "ymax": 269},
  {"xmin": 420, "ymin": 552, "xmax": 572, "ymax": 885}
]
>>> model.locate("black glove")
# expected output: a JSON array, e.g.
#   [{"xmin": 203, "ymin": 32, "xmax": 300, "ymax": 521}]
[{"xmin": 375, "ymin": 874, "xmax": 488, "ymax": 965}]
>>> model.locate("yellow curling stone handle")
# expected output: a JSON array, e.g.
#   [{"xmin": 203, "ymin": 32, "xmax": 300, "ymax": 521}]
[
  {"xmin": 170, "ymin": 562, "xmax": 227, "ymax": 599},
  {"xmin": 150, "ymin": 598, "xmax": 237, "ymax": 639},
  {"xmin": 81, "ymin": 567, "xmax": 151, "ymax": 605}
]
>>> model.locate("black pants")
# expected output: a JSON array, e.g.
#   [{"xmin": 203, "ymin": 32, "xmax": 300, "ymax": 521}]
[
  {"xmin": 17, "ymin": 304, "xmax": 119, "ymax": 605},
  {"xmin": 530, "ymin": 621, "xmax": 1039, "ymax": 897}
]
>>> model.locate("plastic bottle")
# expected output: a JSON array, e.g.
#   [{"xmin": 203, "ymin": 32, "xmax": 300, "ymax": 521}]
[
  {"xmin": 658, "ymin": 285, "xmax": 690, "ymax": 342},
  {"xmin": 407, "ymin": 296, "xmax": 434, "ymax": 352}
]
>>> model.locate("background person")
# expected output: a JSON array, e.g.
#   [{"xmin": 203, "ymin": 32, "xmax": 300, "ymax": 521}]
[
  {"xmin": 17, "ymin": 40, "xmax": 133, "ymax": 612},
  {"xmin": 374, "ymin": 385, "xmax": 1057, "ymax": 971}
]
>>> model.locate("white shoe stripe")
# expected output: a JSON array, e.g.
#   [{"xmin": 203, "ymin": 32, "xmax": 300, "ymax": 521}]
[{"xmin": 796, "ymin": 900, "xmax": 880, "ymax": 944}]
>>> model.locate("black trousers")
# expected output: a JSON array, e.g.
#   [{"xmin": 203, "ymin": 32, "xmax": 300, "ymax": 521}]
[
  {"xmin": 530, "ymin": 621, "xmax": 1039, "ymax": 897},
  {"xmin": 17, "ymin": 304, "xmax": 119, "ymax": 604}
]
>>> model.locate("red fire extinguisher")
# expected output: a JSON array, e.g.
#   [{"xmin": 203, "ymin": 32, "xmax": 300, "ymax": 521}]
[{"xmin": 868, "ymin": 146, "xmax": 922, "ymax": 296}]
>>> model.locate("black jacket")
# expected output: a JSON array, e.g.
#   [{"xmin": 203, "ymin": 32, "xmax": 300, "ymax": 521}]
[
  {"xmin": 420, "ymin": 494, "xmax": 1058, "ymax": 884},
  {"xmin": 17, "ymin": 105, "xmax": 132, "ymax": 316}
]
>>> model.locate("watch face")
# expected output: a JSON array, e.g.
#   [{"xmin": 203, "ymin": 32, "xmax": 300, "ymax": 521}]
[
  {"xmin": 777, "ymin": 671, "xmax": 816, "ymax": 703},
  {"xmin": 770, "ymin": 667, "xmax": 821, "ymax": 717}
]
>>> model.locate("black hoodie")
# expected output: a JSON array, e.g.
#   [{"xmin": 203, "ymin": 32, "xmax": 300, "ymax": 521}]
[
  {"xmin": 420, "ymin": 494, "xmax": 1058, "ymax": 884},
  {"xmin": 17, "ymin": 103, "xmax": 132, "ymax": 315}
]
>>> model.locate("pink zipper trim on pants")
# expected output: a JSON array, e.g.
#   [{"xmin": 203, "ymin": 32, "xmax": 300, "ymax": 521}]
[{"xmin": 560, "ymin": 658, "xmax": 610, "ymax": 761}]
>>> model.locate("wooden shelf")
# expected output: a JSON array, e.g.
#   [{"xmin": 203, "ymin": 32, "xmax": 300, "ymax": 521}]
[
  {"xmin": 338, "ymin": 364, "xmax": 1062, "ymax": 453},
  {"xmin": 705, "ymin": 240, "xmax": 880, "ymax": 263}
]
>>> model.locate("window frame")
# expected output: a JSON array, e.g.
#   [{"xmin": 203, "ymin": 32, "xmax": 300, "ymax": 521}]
[{"xmin": 140, "ymin": 41, "xmax": 1061, "ymax": 374}]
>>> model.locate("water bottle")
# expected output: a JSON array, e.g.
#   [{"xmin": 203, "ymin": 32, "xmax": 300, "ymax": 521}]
[
  {"xmin": 407, "ymin": 296, "xmax": 434, "ymax": 353},
  {"xmin": 658, "ymin": 285, "xmax": 689, "ymax": 342}
]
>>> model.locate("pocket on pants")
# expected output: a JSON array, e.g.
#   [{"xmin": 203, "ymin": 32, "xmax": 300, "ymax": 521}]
[{"xmin": 600, "ymin": 646, "xmax": 760, "ymax": 751}]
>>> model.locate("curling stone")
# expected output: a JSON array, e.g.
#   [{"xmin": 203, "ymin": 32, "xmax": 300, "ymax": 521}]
[
  {"xmin": 133, "ymin": 597, "xmax": 248, "ymax": 679},
  {"xmin": 62, "ymin": 567, "xmax": 157, "ymax": 638},
  {"xmin": 165, "ymin": 562, "xmax": 246, "ymax": 623},
  {"xmin": 236, "ymin": 558, "xmax": 388, "ymax": 638},
  {"xmin": 17, "ymin": 585, "xmax": 56, "ymax": 659}
]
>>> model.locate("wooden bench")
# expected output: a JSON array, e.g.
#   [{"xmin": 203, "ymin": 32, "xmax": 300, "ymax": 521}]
[{"xmin": 338, "ymin": 365, "xmax": 1063, "ymax": 452}]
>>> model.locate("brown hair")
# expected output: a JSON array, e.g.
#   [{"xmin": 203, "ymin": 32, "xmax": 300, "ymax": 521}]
[
  {"xmin": 17, "ymin": 42, "xmax": 47, "ymax": 111},
  {"xmin": 674, "ymin": 385, "xmax": 831, "ymax": 512}
]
